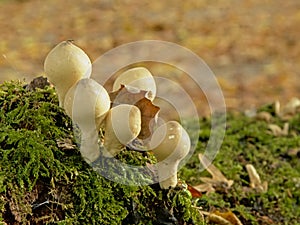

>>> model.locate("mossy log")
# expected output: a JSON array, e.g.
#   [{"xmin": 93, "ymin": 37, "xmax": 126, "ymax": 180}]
[{"xmin": 0, "ymin": 78, "xmax": 199, "ymax": 225}]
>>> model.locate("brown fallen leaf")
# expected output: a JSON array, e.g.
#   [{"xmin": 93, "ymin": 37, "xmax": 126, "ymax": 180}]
[
  {"xmin": 193, "ymin": 154, "xmax": 234, "ymax": 194},
  {"xmin": 187, "ymin": 184, "xmax": 202, "ymax": 198},
  {"xmin": 109, "ymin": 85, "xmax": 160, "ymax": 140},
  {"xmin": 109, "ymin": 85, "xmax": 147, "ymax": 106},
  {"xmin": 245, "ymin": 164, "xmax": 268, "ymax": 193}
]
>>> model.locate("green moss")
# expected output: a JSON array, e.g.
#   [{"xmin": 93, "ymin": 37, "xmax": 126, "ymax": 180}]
[
  {"xmin": 1, "ymin": 79, "xmax": 300, "ymax": 224},
  {"xmin": 180, "ymin": 108, "xmax": 300, "ymax": 224},
  {"xmin": 0, "ymin": 79, "xmax": 200, "ymax": 224}
]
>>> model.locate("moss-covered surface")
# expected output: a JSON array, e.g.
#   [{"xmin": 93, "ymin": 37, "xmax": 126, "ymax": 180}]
[
  {"xmin": 180, "ymin": 107, "xmax": 300, "ymax": 224},
  {"xmin": 0, "ymin": 79, "xmax": 300, "ymax": 224},
  {"xmin": 0, "ymin": 79, "xmax": 200, "ymax": 224}
]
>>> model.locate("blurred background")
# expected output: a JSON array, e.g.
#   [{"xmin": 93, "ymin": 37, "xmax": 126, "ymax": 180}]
[{"xmin": 0, "ymin": 0, "xmax": 299, "ymax": 114}]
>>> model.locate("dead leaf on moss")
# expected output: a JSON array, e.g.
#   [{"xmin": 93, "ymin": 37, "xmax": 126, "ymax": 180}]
[
  {"xmin": 109, "ymin": 85, "xmax": 160, "ymax": 140},
  {"xmin": 268, "ymin": 123, "xmax": 289, "ymax": 136},
  {"xmin": 193, "ymin": 154, "xmax": 234, "ymax": 194},
  {"xmin": 197, "ymin": 209, "xmax": 243, "ymax": 225},
  {"xmin": 213, "ymin": 210, "xmax": 243, "ymax": 225},
  {"xmin": 255, "ymin": 111, "xmax": 272, "ymax": 122},
  {"xmin": 245, "ymin": 164, "xmax": 268, "ymax": 193},
  {"xmin": 281, "ymin": 97, "xmax": 300, "ymax": 116},
  {"xmin": 56, "ymin": 138, "xmax": 76, "ymax": 150},
  {"xmin": 187, "ymin": 184, "xmax": 202, "ymax": 198},
  {"xmin": 275, "ymin": 98, "xmax": 300, "ymax": 119}
]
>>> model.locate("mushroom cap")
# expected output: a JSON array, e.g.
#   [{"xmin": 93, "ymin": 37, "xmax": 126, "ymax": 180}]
[
  {"xmin": 103, "ymin": 104, "xmax": 141, "ymax": 157},
  {"xmin": 105, "ymin": 104, "xmax": 141, "ymax": 145},
  {"xmin": 44, "ymin": 40, "xmax": 92, "ymax": 106},
  {"xmin": 64, "ymin": 78, "xmax": 110, "ymax": 131},
  {"xmin": 149, "ymin": 121, "xmax": 190, "ymax": 162},
  {"xmin": 112, "ymin": 67, "xmax": 156, "ymax": 101}
]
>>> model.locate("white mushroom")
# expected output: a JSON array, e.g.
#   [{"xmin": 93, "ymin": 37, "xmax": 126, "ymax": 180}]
[
  {"xmin": 44, "ymin": 40, "xmax": 92, "ymax": 107},
  {"xmin": 64, "ymin": 78, "xmax": 110, "ymax": 163},
  {"xmin": 103, "ymin": 104, "xmax": 141, "ymax": 157},
  {"xmin": 149, "ymin": 121, "xmax": 190, "ymax": 189},
  {"xmin": 112, "ymin": 67, "xmax": 156, "ymax": 101},
  {"xmin": 64, "ymin": 78, "xmax": 110, "ymax": 131}
]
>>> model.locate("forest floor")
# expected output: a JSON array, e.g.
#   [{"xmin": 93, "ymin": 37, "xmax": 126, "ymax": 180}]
[
  {"xmin": 0, "ymin": 0, "xmax": 300, "ymax": 113},
  {"xmin": 0, "ymin": 0, "xmax": 300, "ymax": 224}
]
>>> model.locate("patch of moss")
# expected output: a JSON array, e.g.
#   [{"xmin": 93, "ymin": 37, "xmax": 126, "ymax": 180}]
[
  {"xmin": 1, "ymin": 79, "xmax": 299, "ymax": 224},
  {"xmin": 0, "ymin": 79, "xmax": 200, "ymax": 224},
  {"xmin": 180, "ymin": 107, "xmax": 300, "ymax": 224}
]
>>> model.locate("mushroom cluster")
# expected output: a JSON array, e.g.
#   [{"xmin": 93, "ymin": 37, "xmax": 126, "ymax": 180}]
[{"xmin": 44, "ymin": 41, "xmax": 191, "ymax": 189}]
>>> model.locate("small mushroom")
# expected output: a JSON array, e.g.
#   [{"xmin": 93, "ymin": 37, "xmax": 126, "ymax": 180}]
[
  {"xmin": 112, "ymin": 67, "xmax": 156, "ymax": 101},
  {"xmin": 149, "ymin": 121, "xmax": 190, "ymax": 189},
  {"xmin": 64, "ymin": 78, "xmax": 110, "ymax": 163},
  {"xmin": 64, "ymin": 78, "xmax": 110, "ymax": 131},
  {"xmin": 44, "ymin": 40, "xmax": 92, "ymax": 107},
  {"xmin": 103, "ymin": 104, "xmax": 141, "ymax": 157}
]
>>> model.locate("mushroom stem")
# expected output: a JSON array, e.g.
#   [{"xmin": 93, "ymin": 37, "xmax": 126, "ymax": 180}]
[
  {"xmin": 149, "ymin": 121, "xmax": 190, "ymax": 189},
  {"xmin": 80, "ymin": 128, "xmax": 101, "ymax": 163},
  {"xmin": 64, "ymin": 78, "xmax": 110, "ymax": 163}
]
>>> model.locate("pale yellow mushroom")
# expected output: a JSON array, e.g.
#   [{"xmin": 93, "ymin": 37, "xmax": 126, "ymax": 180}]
[
  {"xmin": 149, "ymin": 121, "xmax": 190, "ymax": 189},
  {"xmin": 64, "ymin": 78, "xmax": 110, "ymax": 131},
  {"xmin": 112, "ymin": 67, "xmax": 156, "ymax": 101},
  {"xmin": 103, "ymin": 104, "xmax": 141, "ymax": 157},
  {"xmin": 64, "ymin": 78, "xmax": 110, "ymax": 163},
  {"xmin": 44, "ymin": 40, "xmax": 92, "ymax": 107}
]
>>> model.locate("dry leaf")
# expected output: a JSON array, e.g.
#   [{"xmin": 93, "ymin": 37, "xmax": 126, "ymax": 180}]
[
  {"xmin": 187, "ymin": 184, "xmax": 202, "ymax": 198},
  {"xmin": 199, "ymin": 210, "xmax": 243, "ymax": 225},
  {"xmin": 213, "ymin": 211, "xmax": 243, "ymax": 225},
  {"xmin": 268, "ymin": 123, "xmax": 289, "ymax": 136},
  {"xmin": 275, "ymin": 98, "xmax": 300, "ymax": 119},
  {"xmin": 274, "ymin": 101, "xmax": 281, "ymax": 117},
  {"xmin": 56, "ymin": 138, "xmax": 76, "ymax": 150},
  {"xmin": 245, "ymin": 164, "xmax": 268, "ymax": 193},
  {"xmin": 193, "ymin": 154, "xmax": 234, "ymax": 194},
  {"xmin": 281, "ymin": 97, "xmax": 300, "ymax": 116},
  {"xmin": 255, "ymin": 111, "xmax": 272, "ymax": 122},
  {"xmin": 109, "ymin": 85, "xmax": 160, "ymax": 140},
  {"xmin": 109, "ymin": 85, "xmax": 148, "ymax": 106}
]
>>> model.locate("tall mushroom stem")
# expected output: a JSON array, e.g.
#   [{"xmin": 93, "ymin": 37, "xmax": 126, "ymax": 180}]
[{"xmin": 64, "ymin": 78, "xmax": 110, "ymax": 163}]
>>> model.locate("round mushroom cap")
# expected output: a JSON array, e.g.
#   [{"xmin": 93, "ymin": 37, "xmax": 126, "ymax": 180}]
[
  {"xmin": 113, "ymin": 67, "xmax": 156, "ymax": 101},
  {"xmin": 149, "ymin": 121, "xmax": 190, "ymax": 162},
  {"xmin": 64, "ymin": 78, "xmax": 110, "ymax": 131},
  {"xmin": 44, "ymin": 40, "xmax": 91, "ymax": 87}
]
